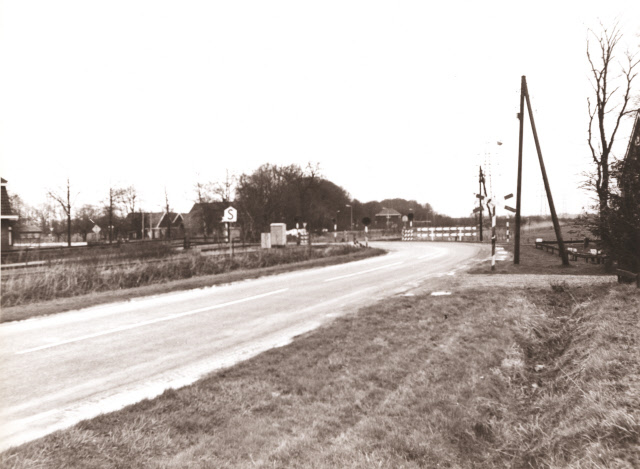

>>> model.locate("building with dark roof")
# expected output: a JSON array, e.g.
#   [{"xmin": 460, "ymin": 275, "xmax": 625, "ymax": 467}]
[
  {"xmin": 621, "ymin": 110, "xmax": 640, "ymax": 199},
  {"xmin": 123, "ymin": 211, "xmax": 185, "ymax": 240},
  {"xmin": 184, "ymin": 202, "xmax": 228, "ymax": 239},
  {"xmin": 1, "ymin": 178, "xmax": 19, "ymax": 249},
  {"xmin": 375, "ymin": 207, "xmax": 402, "ymax": 228}
]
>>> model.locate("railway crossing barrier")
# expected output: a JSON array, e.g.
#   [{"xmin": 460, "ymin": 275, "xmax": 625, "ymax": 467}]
[{"xmin": 401, "ymin": 227, "xmax": 479, "ymax": 241}]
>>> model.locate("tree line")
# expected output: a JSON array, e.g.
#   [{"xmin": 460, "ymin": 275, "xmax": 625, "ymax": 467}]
[{"xmin": 9, "ymin": 163, "xmax": 471, "ymax": 246}]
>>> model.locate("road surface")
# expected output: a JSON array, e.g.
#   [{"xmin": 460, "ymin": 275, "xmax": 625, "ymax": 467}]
[{"xmin": 0, "ymin": 242, "xmax": 487, "ymax": 451}]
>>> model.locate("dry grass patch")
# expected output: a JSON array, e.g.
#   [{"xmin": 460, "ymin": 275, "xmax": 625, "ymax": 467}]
[
  {"xmin": 2, "ymin": 284, "xmax": 638, "ymax": 468},
  {"xmin": 1, "ymin": 246, "xmax": 382, "ymax": 315}
]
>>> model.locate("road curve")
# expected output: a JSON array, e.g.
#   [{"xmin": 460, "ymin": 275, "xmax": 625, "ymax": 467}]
[{"xmin": 0, "ymin": 241, "xmax": 487, "ymax": 451}]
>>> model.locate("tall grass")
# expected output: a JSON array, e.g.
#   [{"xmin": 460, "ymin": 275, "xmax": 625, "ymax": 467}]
[
  {"xmin": 1, "ymin": 245, "xmax": 364, "ymax": 308},
  {"xmin": 2, "ymin": 284, "xmax": 637, "ymax": 467}
]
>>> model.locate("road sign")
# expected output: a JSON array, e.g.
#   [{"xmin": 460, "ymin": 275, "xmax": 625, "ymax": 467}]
[
  {"xmin": 402, "ymin": 215, "xmax": 408, "ymax": 222},
  {"xmin": 504, "ymin": 193, "xmax": 516, "ymax": 212},
  {"xmin": 92, "ymin": 225, "xmax": 101, "ymax": 234},
  {"xmin": 221, "ymin": 206, "xmax": 237, "ymax": 223}
]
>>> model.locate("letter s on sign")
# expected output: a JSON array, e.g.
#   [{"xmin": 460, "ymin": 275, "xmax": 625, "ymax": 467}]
[{"xmin": 222, "ymin": 207, "xmax": 237, "ymax": 223}]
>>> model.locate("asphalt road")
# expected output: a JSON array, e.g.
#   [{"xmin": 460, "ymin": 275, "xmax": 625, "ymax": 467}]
[{"xmin": 0, "ymin": 241, "xmax": 487, "ymax": 451}]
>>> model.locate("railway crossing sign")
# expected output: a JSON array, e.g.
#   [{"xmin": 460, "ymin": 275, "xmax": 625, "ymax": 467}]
[{"xmin": 221, "ymin": 206, "xmax": 237, "ymax": 223}]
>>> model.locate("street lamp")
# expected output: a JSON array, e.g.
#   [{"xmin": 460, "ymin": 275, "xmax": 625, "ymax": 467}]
[{"xmin": 345, "ymin": 204, "xmax": 353, "ymax": 231}]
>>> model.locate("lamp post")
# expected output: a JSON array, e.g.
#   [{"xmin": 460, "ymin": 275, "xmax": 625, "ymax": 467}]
[{"xmin": 346, "ymin": 204, "xmax": 353, "ymax": 231}]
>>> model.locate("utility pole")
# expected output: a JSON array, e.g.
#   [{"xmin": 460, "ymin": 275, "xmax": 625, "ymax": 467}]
[
  {"xmin": 515, "ymin": 76, "xmax": 569, "ymax": 266},
  {"xmin": 490, "ymin": 202, "xmax": 497, "ymax": 271},
  {"xmin": 515, "ymin": 76, "xmax": 525, "ymax": 264},
  {"xmin": 478, "ymin": 166, "xmax": 484, "ymax": 241}
]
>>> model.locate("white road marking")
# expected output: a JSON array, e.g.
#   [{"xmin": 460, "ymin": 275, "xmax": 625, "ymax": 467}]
[
  {"xmin": 418, "ymin": 251, "xmax": 447, "ymax": 260},
  {"xmin": 323, "ymin": 262, "xmax": 404, "ymax": 283},
  {"xmin": 15, "ymin": 288, "xmax": 290, "ymax": 355}
]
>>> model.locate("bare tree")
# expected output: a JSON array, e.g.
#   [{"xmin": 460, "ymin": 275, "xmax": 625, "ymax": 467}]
[
  {"xmin": 104, "ymin": 187, "xmax": 126, "ymax": 243},
  {"xmin": 193, "ymin": 180, "xmax": 215, "ymax": 238},
  {"xmin": 213, "ymin": 169, "xmax": 237, "ymax": 203},
  {"xmin": 164, "ymin": 187, "xmax": 172, "ymax": 240},
  {"xmin": 121, "ymin": 185, "xmax": 138, "ymax": 215},
  {"xmin": 47, "ymin": 178, "xmax": 73, "ymax": 247},
  {"xmin": 586, "ymin": 23, "xmax": 639, "ymax": 220}
]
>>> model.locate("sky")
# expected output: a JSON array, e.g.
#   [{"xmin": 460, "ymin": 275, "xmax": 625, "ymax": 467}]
[{"xmin": 1, "ymin": 0, "xmax": 639, "ymax": 218}]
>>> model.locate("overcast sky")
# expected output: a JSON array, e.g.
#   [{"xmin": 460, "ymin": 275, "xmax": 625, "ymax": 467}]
[{"xmin": 1, "ymin": 0, "xmax": 639, "ymax": 217}]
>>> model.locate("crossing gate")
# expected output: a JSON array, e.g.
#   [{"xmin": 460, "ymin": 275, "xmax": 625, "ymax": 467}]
[
  {"xmin": 402, "ymin": 229, "xmax": 414, "ymax": 241},
  {"xmin": 401, "ymin": 226, "xmax": 479, "ymax": 241}
]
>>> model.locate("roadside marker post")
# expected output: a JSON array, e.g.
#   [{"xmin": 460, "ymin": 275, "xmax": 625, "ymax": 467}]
[
  {"xmin": 221, "ymin": 206, "xmax": 238, "ymax": 257},
  {"xmin": 362, "ymin": 217, "xmax": 371, "ymax": 248}
]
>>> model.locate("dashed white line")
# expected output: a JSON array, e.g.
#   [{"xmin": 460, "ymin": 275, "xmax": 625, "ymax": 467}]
[
  {"xmin": 16, "ymin": 288, "xmax": 290, "ymax": 355},
  {"xmin": 323, "ymin": 262, "xmax": 404, "ymax": 283},
  {"xmin": 418, "ymin": 251, "xmax": 447, "ymax": 260}
]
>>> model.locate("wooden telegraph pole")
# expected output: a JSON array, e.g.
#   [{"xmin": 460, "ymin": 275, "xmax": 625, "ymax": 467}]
[
  {"xmin": 478, "ymin": 166, "xmax": 484, "ymax": 241},
  {"xmin": 515, "ymin": 77, "xmax": 525, "ymax": 264},
  {"xmin": 514, "ymin": 76, "xmax": 570, "ymax": 266}
]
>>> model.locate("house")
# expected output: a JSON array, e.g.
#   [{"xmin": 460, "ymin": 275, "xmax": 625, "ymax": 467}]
[
  {"xmin": 621, "ymin": 109, "xmax": 640, "ymax": 199},
  {"xmin": 124, "ymin": 212, "xmax": 185, "ymax": 240},
  {"xmin": 184, "ymin": 202, "xmax": 228, "ymax": 239},
  {"xmin": 157, "ymin": 212, "xmax": 185, "ymax": 239},
  {"xmin": 17, "ymin": 224, "xmax": 43, "ymax": 244},
  {"xmin": 1, "ymin": 178, "xmax": 19, "ymax": 249},
  {"xmin": 374, "ymin": 207, "xmax": 402, "ymax": 228}
]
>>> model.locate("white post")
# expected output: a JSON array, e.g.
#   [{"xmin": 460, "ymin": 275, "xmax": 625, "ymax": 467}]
[
  {"xmin": 491, "ymin": 214, "xmax": 497, "ymax": 271},
  {"xmin": 365, "ymin": 225, "xmax": 368, "ymax": 248}
]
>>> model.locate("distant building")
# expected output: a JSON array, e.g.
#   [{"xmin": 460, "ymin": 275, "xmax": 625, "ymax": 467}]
[
  {"xmin": 184, "ymin": 202, "xmax": 228, "ymax": 239},
  {"xmin": 1, "ymin": 178, "xmax": 18, "ymax": 249},
  {"xmin": 375, "ymin": 207, "xmax": 402, "ymax": 228},
  {"xmin": 124, "ymin": 212, "xmax": 185, "ymax": 240},
  {"xmin": 17, "ymin": 224, "xmax": 43, "ymax": 244}
]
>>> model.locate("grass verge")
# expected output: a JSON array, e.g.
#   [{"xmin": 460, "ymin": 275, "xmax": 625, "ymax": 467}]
[
  {"xmin": 2, "ymin": 283, "xmax": 637, "ymax": 468},
  {"xmin": 1, "ymin": 246, "xmax": 384, "ymax": 323},
  {"xmin": 468, "ymin": 241, "xmax": 609, "ymax": 276}
]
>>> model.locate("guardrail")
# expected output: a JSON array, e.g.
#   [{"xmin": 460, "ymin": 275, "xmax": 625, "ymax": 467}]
[
  {"xmin": 616, "ymin": 269, "xmax": 640, "ymax": 287},
  {"xmin": 534, "ymin": 239, "xmax": 607, "ymax": 264}
]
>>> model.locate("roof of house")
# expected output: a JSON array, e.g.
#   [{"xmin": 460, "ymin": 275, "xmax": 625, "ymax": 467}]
[
  {"xmin": 124, "ymin": 212, "xmax": 167, "ymax": 228},
  {"xmin": 20, "ymin": 224, "xmax": 42, "ymax": 233},
  {"xmin": 1, "ymin": 178, "xmax": 17, "ymax": 219},
  {"xmin": 188, "ymin": 202, "xmax": 228, "ymax": 213},
  {"xmin": 623, "ymin": 109, "xmax": 640, "ymax": 163},
  {"xmin": 375, "ymin": 208, "xmax": 402, "ymax": 217},
  {"xmin": 158, "ymin": 212, "xmax": 184, "ymax": 227}
]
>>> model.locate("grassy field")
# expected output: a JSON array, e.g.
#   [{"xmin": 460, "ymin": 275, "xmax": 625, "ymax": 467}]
[
  {"xmin": 468, "ymin": 240, "xmax": 609, "ymax": 276},
  {"xmin": 468, "ymin": 219, "xmax": 609, "ymax": 276},
  {"xmin": 1, "ymin": 245, "xmax": 384, "ymax": 322},
  {"xmin": 2, "ymin": 280, "xmax": 637, "ymax": 468}
]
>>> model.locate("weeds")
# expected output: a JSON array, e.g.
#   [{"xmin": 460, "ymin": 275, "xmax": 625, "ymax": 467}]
[{"xmin": 1, "ymin": 245, "xmax": 366, "ymax": 308}]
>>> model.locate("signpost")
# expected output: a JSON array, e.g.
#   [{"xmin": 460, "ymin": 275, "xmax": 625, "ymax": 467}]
[
  {"xmin": 362, "ymin": 217, "xmax": 371, "ymax": 248},
  {"xmin": 221, "ymin": 206, "xmax": 238, "ymax": 256}
]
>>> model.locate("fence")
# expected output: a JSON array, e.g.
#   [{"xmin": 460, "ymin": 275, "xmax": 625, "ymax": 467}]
[
  {"xmin": 534, "ymin": 239, "xmax": 608, "ymax": 264},
  {"xmin": 401, "ymin": 227, "xmax": 479, "ymax": 242}
]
